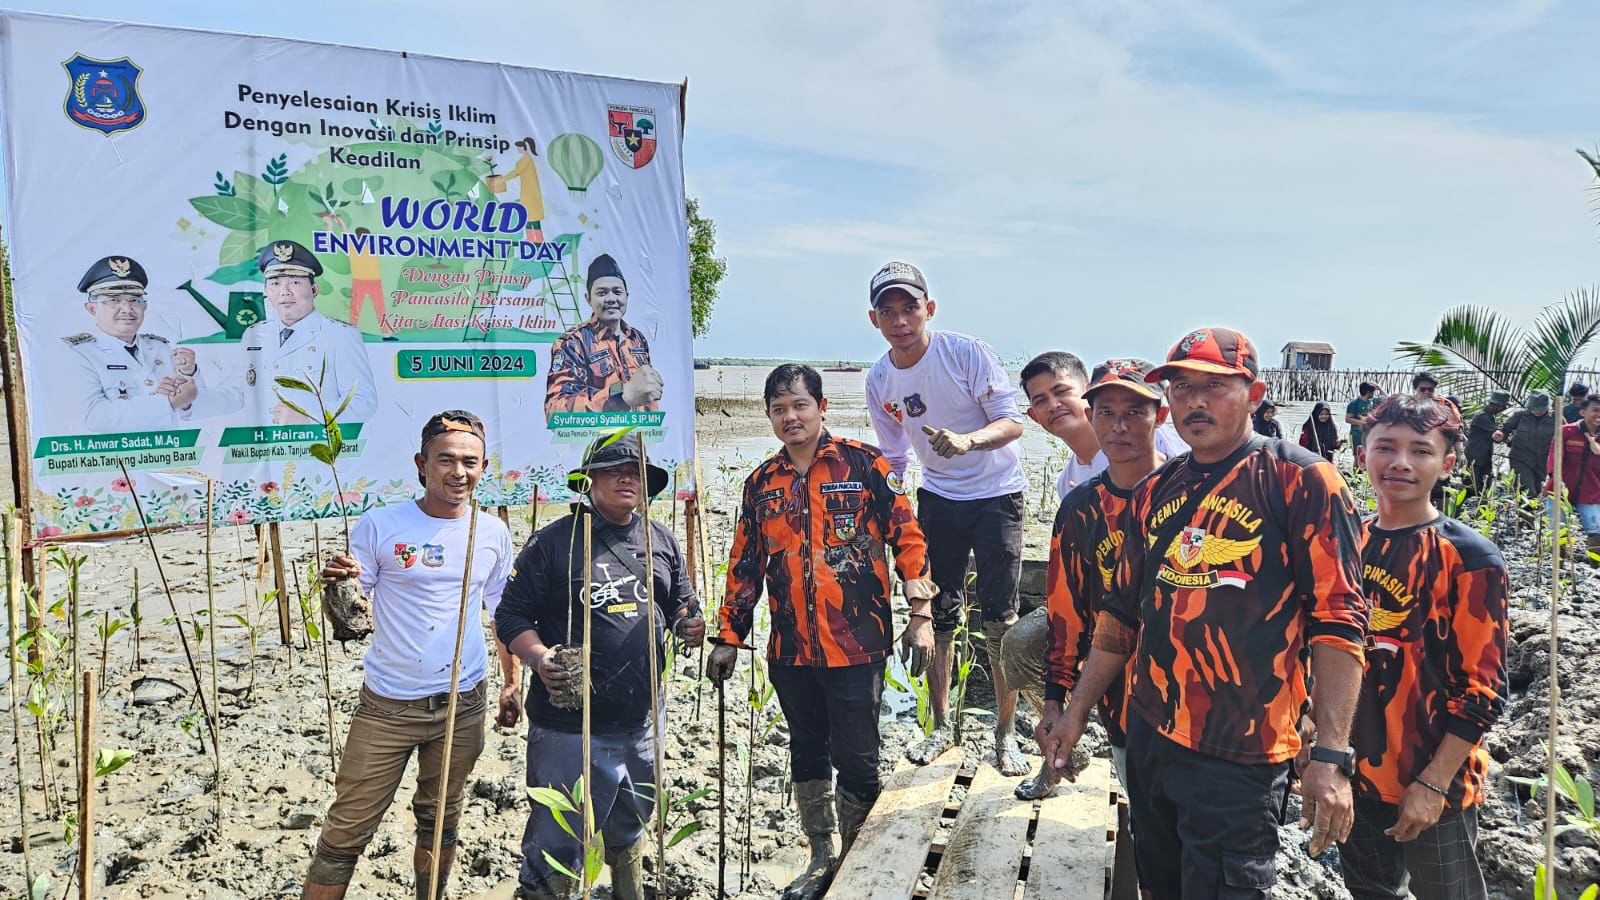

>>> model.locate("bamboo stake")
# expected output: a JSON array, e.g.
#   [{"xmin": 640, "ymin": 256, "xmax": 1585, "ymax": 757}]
[
  {"xmin": 717, "ymin": 678, "xmax": 727, "ymax": 900},
  {"xmin": 639, "ymin": 436, "xmax": 667, "ymax": 885},
  {"xmin": 312, "ymin": 522, "xmax": 337, "ymax": 770},
  {"xmin": 581, "ymin": 511, "xmax": 595, "ymax": 897},
  {"xmin": 7, "ymin": 513, "xmax": 35, "ymax": 899},
  {"xmin": 1544, "ymin": 413, "xmax": 1563, "ymax": 898},
  {"xmin": 268, "ymin": 523, "xmax": 292, "ymax": 649},
  {"xmin": 204, "ymin": 484, "xmax": 222, "ymax": 830},
  {"xmin": 427, "ymin": 501, "xmax": 479, "ymax": 900},
  {"xmin": 77, "ymin": 670, "xmax": 94, "ymax": 899},
  {"xmin": 742, "ymin": 656, "xmax": 755, "ymax": 882},
  {"xmin": 0, "ymin": 229, "xmax": 41, "ymax": 647},
  {"xmin": 114, "ymin": 461, "xmax": 216, "ymax": 744},
  {"xmin": 68, "ymin": 548, "xmax": 82, "ymax": 797}
]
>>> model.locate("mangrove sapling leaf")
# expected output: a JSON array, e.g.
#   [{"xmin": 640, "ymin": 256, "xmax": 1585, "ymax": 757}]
[
  {"xmin": 272, "ymin": 376, "xmax": 314, "ymax": 395},
  {"xmin": 93, "ymin": 748, "xmax": 135, "ymax": 778},
  {"xmin": 331, "ymin": 387, "xmax": 355, "ymax": 424},
  {"xmin": 541, "ymin": 851, "xmax": 580, "ymax": 881},
  {"xmin": 309, "ymin": 444, "xmax": 335, "ymax": 466},
  {"xmin": 28, "ymin": 873, "xmax": 50, "ymax": 900}
]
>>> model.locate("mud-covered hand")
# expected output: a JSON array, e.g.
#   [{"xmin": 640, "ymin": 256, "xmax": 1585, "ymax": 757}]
[
  {"xmin": 534, "ymin": 645, "xmax": 573, "ymax": 694},
  {"xmin": 1298, "ymin": 761, "xmax": 1355, "ymax": 856},
  {"xmin": 496, "ymin": 682, "xmax": 522, "ymax": 728},
  {"xmin": 321, "ymin": 554, "xmax": 361, "ymax": 585},
  {"xmin": 1035, "ymin": 701, "xmax": 1067, "ymax": 760},
  {"xmin": 898, "ymin": 616, "xmax": 933, "ymax": 678},
  {"xmin": 622, "ymin": 365, "xmax": 664, "ymax": 408},
  {"xmin": 706, "ymin": 644, "xmax": 739, "ymax": 683},
  {"xmin": 921, "ymin": 425, "xmax": 974, "ymax": 458},
  {"xmin": 1040, "ymin": 705, "xmax": 1088, "ymax": 781},
  {"xmin": 1384, "ymin": 781, "xmax": 1447, "ymax": 843},
  {"xmin": 674, "ymin": 612, "xmax": 706, "ymax": 648}
]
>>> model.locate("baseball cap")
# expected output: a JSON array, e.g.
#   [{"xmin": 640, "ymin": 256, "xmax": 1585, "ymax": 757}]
[
  {"xmin": 869, "ymin": 261, "xmax": 928, "ymax": 307},
  {"xmin": 1148, "ymin": 328, "xmax": 1259, "ymax": 382},
  {"xmin": 1083, "ymin": 358, "xmax": 1165, "ymax": 404},
  {"xmin": 420, "ymin": 409, "xmax": 487, "ymax": 449}
]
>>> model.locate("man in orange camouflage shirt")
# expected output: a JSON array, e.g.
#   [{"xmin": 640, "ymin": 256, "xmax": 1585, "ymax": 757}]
[
  {"xmin": 1343, "ymin": 394, "xmax": 1507, "ymax": 899},
  {"xmin": 1041, "ymin": 327, "xmax": 1370, "ymax": 899},
  {"xmin": 708, "ymin": 363, "xmax": 936, "ymax": 900},
  {"xmin": 543, "ymin": 253, "xmax": 662, "ymax": 417}
]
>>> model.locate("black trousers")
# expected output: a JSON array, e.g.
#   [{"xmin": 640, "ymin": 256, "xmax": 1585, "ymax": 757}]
[
  {"xmin": 916, "ymin": 489, "xmax": 1024, "ymax": 633},
  {"xmin": 1125, "ymin": 715, "xmax": 1290, "ymax": 899},
  {"xmin": 769, "ymin": 660, "xmax": 886, "ymax": 803},
  {"xmin": 1340, "ymin": 796, "xmax": 1485, "ymax": 900},
  {"xmin": 1466, "ymin": 455, "xmax": 1493, "ymax": 495}
]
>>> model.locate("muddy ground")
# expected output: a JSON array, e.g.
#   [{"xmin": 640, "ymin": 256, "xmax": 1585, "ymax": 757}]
[{"xmin": 1, "ymin": 373, "xmax": 1597, "ymax": 897}]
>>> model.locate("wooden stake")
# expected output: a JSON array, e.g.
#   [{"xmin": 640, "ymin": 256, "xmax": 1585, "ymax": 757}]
[
  {"xmin": 1544, "ymin": 414, "xmax": 1563, "ymax": 898},
  {"xmin": 268, "ymin": 523, "xmax": 291, "ymax": 647},
  {"xmin": 717, "ymin": 678, "xmax": 727, "ymax": 900},
  {"xmin": 205, "ymin": 483, "xmax": 222, "ymax": 830},
  {"xmin": 581, "ymin": 511, "xmax": 595, "ymax": 896},
  {"xmin": 312, "ymin": 521, "xmax": 338, "ymax": 772},
  {"xmin": 131, "ymin": 568, "xmax": 141, "ymax": 671},
  {"xmin": 77, "ymin": 670, "xmax": 94, "ymax": 899},
  {"xmin": 427, "ymin": 502, "xmax": 479, "ymax": 900},
  {"xmin": 639, "ymin": 436, "xmax": 667, "ymax": 884},
  {"xmin": 0, "ymin": 230, "xmax": 40, "ymax": 640},
  {"xmin": 7, "ymin": 513, "xmax": 36, "ymax": 898}
]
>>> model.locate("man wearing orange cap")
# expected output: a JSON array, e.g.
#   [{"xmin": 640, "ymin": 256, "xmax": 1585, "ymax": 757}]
[{"xmin": 1039, "ymin": 328, "xmax": 1370, "ymax": 898}]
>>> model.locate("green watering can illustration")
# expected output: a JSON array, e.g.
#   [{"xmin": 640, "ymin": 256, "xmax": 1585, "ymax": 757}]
[{"xmin": 178, "ymin": 280, "xmax": 266, "ymax": 340}]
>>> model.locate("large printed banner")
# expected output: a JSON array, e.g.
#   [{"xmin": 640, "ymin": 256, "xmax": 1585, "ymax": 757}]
[{"xmin": 0, "ymin": 12, "xmax": 692, "ymax": 537}]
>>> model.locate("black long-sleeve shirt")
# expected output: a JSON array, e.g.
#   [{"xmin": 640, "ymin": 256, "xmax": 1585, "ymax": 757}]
[{"xmin": 495, "ymin": 509, "xmax": 697, "ymax": 733}]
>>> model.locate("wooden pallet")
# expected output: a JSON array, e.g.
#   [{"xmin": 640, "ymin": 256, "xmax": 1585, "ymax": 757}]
[{"xmin": 827, "ymin": 754, "xmax": 1129, "ymax": 900}]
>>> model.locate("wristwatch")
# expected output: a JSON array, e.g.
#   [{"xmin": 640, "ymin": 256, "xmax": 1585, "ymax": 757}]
[{"xmin": 1308, "ymin": 744, "xmax": 1356, "ymax": 778}]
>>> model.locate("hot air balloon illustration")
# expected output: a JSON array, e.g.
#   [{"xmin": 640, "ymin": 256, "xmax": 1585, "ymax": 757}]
[{"xmin": 547, "ymin": 133, "xmax": 603, "ymax": 197}]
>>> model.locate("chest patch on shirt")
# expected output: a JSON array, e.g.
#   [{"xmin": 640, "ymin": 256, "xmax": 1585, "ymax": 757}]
[
  {"xmin": 754, "ymin": 488, "xmax": 785, "ymax": 504},
  {"xmin": 394, "ymin": 543, "xmax": 418, "ymax": 568},
  {"xmin": 1155, "ymin": 525, "xmax": 1260, "ymax": 590},
  {"xmin": 820, "ymin": 481, "xmax": 863, "ymax": 494},
  {"xmin": 903, "ymin": 393, "xmax": 927, "ymax": 417},
  {"xmin": 421, "ymin": 543, "xmax": 445, "ymax": 567}
]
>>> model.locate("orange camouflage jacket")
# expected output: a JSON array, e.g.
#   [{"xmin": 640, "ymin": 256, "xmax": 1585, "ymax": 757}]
[
  {"xmin": 717, "ymin": 432, "xmax": 929, "ymax": 667},
  {"xmin": 1355, "ymin": 516, "xmax": 1507, "ymax": 808},
  {"xmin": 1044, "ymin": 472, "xmax": 1133, "ymax": 746},
  {"xmin": 544, "ymin": 318, "xmax": 657, "ymax": 415},
  {"xmin": 1097, "ymin": 437, "xmax": 1369, "ymax": 765}
]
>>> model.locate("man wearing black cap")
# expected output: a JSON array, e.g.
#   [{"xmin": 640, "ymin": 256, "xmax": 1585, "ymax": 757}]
[
  {"xmin": 1466, "ymin": 392, "xmax": 1510, "ymax": 494},
  {"xmin": 231, "ymin": 240, "xmax": 377, "ymax": 425},
  {"xmin": 1039, "ymin": 327, "xmax": 1368, "ymax": 899},
  {"xmin": 65, "ymin": 255, "xmax": 238, "ymax": 432},
  {"xmin": 543, "ymin": 253, "xmax": 662, "ymax": 418},
  {"xmin": 302, "ymin": 410, "xmax": 517, "ymax": 900},
  {"xmin": 863, "ymin": 260, "xmax": 1031, "ymax": 775},
  {"xmin": 496, "ymin": 432, "xmax": 703, "ymax": 900}
]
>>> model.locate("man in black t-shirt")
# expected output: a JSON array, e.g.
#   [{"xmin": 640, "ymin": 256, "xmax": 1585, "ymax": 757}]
[{"xmin": 495, "ymin": 434, "xmax": 704, "ymax": 900}]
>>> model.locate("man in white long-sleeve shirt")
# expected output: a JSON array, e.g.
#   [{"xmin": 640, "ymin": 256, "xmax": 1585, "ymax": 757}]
[
  {"xmin": 301, "ymin": 410, "xmax": 518, "ymax": 900},
  {"xmin": 63, "ymin": 255, "xmax": 238, "ymax": 433},
  {"xmin": 863, "ymin": 260, "xmax": 1030, "ymax": 775}
]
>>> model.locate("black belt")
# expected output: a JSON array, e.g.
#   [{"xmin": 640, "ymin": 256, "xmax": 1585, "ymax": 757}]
[{"xmin": 396, "ymin": 681, "xmax": 484, "ymax": 711}]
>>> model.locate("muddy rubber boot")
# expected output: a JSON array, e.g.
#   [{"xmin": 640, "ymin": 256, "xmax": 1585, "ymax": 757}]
[
  {"xmin": 836, "ymin": 788, "xmax": 874, "ymax": 858},
  {"xmin": 414, "ymin": 844, "xmax": 454, "ymax": 900},
  {"xmin": 604, "ymin": 839, "xmax": 646, "ymax": 900},
  {"xmin": 780, "ymin": 779, "xmax": 838, "ymax": 900},
  {"xmin": 514, "ymin": 871, "xmax": 577, "ymax": 900}
]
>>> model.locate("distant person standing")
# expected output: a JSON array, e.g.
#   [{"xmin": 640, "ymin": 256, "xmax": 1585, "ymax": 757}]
[
  {"xmin": 1252, "ymin": 399, "xmax": 1283, "ymax": 438},
  {"xmin": 1300, "ymin": 402, "xmax": 1344, "ymax": 462},
  {"xmin": 1465, "ymin": 392, "xmax": 1509, "ymax": 494},
  {"xmin": 863, "ymin": 260, "xmax": 1030, "ymax": 775},
  {"xmin": 1547, "ymin": 393, "xmax": 1600, "ymax": 562},
  {"xmin": 1564, "ymin": 383, "xmax": 1590, "ymax": 424},
  {"xmin": 1345, "ymin": 382, "xmax": 1379, "ymax": 457},
  {"xmin": 1412, "ymin": 372, "xmax": 1439, "ymax": 400},
  {"xmin": 1494, "ymin": 393, "xmax": 1556, "ymax": 497}
]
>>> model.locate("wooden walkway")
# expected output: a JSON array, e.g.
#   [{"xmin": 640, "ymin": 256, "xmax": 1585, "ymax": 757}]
[{"xmin": 826, "ymin": 750, "xmax": 1134, "ymax": 900}]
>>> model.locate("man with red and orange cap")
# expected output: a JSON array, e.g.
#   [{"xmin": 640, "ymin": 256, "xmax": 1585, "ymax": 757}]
[{"xmin": 1039, "ymin": 328, "xmax": 1370, "ymax": 899}]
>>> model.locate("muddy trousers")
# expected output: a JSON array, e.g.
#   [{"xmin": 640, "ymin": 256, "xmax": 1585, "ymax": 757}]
[
  {"xmin": 770, "ymin": 661, "xmax": 885, "ymax": 804},
  {"xmin": 1339, "ymin": 797, "xmax": 1486, "ymax": 900},
  {"xmin": 306, "ymin": 682, "xmax": 488, "ymax": 884},
  {"xmin": 517, "ymin": 720, "xmax": 656, "ymax": 894},
  {"xmin": 1124, "ymin": 715, "xmax": 1289, "ymax": 899}
]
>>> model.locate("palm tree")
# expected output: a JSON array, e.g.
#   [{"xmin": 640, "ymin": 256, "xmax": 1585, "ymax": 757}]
[{"xmin": 1393, "ymin": 289, "xmax": 1600, "ymax": 407}]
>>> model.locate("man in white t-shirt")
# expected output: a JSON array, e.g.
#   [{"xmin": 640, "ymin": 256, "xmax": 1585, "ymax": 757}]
[
  {"xmin": 864, "ymin": 260, "xmax": 1031, "ymax": 775},
  {"xmin": 302, "ymin": 410, "xmax": 517, "ymax": 900},
  {"xmin": 1019, "ymin": 350, "xmax": 1189, "ymax": 500}
]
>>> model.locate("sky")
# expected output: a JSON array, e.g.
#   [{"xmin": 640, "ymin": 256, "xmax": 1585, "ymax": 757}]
[{"xmin": 19, "ymin": 0, "xmax": 1600, "ymax": 368}]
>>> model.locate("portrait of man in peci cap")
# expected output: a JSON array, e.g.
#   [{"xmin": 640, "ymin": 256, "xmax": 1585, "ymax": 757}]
[{"xmin": 543, "ymin": 252, "xmax": 663, "ymax": 419}]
